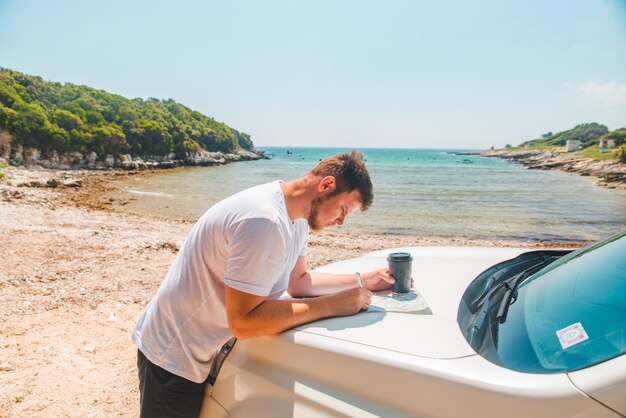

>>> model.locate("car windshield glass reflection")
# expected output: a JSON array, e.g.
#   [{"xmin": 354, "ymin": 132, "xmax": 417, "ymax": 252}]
[{"xmin": 487, "ymin": 232, "xmax": 626, "ymax": 374}]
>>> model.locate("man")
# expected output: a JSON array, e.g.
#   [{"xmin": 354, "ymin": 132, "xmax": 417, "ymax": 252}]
[{"xmin": 132, "ymin": 151, "xmax": 394, "ymax": 417}]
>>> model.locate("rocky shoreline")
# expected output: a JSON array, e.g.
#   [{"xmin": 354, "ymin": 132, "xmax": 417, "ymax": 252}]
[
  {"xmin": 480, "ymin": 149, "xmax": 626, "ymax": 190},
  {"xmin": 0, "ymin": 136, "xmax": 268, "ymax": 171}
]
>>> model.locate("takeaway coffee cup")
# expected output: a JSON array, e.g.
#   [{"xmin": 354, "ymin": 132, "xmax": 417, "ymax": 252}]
[{"xmin": 387, "ymin": 252, "xmax": 413, "ymax": 293}]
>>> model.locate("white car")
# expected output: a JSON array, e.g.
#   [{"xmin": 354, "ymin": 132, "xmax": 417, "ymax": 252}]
[{"xmin": 201, "ymin": 233, "xmax": 626, "ymax": 418}]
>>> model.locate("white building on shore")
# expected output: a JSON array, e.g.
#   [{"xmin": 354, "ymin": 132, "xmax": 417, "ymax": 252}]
[
  {"xmin": 566, "ymin": 139, "xmax": 581, "ymax": 152},
  {"xmin": 599, "ymin": 139, "xmax": 616, "ymax": 153}
]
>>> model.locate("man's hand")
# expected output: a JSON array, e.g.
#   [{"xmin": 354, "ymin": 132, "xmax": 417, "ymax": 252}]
[
  {"xmin": 326, "ymin": 287, "xmax": 373, "ymax": 316},
  {"xmin": 363, "ymin": 268, "xmax": 415, "ymax": 292},
  {"xmin": 363, "ymin": 268, "xmax": 395, "ymax": 291},
  {"xmin": 288, "ymin": 256, "xmax": 414, "ymax": 298},
  {"xmin": 225, "ymin": 285, "xmax": 373, "ymax": 339}
]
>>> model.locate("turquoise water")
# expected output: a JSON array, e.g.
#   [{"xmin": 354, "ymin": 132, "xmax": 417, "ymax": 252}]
[{"xmin": 110, "ymin": 147, "xmax": 626, "ymax": 243}]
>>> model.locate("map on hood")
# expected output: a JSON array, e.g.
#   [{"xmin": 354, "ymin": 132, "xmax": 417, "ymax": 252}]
[{"xmin": 368, "ymin": 289, "xmax": 431, "ymax": 314}]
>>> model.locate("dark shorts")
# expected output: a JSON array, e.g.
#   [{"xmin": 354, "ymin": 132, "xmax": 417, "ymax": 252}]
[{"xmin": 137, "ymin": 349, "xmax": 209, "ymax": 418}]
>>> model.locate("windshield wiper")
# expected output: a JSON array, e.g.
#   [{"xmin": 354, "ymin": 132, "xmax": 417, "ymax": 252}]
[
  {"xmin": 495, "ymin": 261, "xmax": 548, "ymax": 324},
  {"xmin": 466, "ymin": 297, "xmax": 494, "ymax": 350},
  {"xmin": 466, "ymin": 260, "xmax": 549, "ymax": 351},
  {"xmin": 468, "ymin": 269, "xmax": 510, "ymax": 312},
  {"xmin": 466, "ymin": 251, "xmax": 567, "ymax": 314}
]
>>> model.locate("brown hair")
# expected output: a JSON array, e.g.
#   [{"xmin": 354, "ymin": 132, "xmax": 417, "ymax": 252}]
[{"xmin": 310, "ymin": 150, "xmax": 373, "ymax": 210}]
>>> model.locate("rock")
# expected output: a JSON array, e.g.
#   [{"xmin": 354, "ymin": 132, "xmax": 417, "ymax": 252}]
[
  {"xmin": 104, "ymin": 154, "xmax": 115, "ymax": 168},
  {"xmin": 83, "ymin": 345, "xmax": 96, "ymax": 354},
  {"xmin": 107, "ymin": 313, "xmax": 118, "ymax": 322},
  {"xmin": 87, "ymin": 152, "xmax": 98, "ymax": 166},
  {"xmin": 46, "ymin": 179, "xmax": 59, "ymax": 188},
  {"xmin": 63, "ymin": 179, "xmax": 82, "ymax": 188},
  {"xmin": 17, "ymin": 180, "xmax": 45, "ymax": 188},
  {"xmin": 158, "ymin": 160, "xmax": 177, "ymax": 168},
  {"xmin": 0, "ymin": 362, "xmax": 15, "ymax": 371},
  {"xmin": 12, "ymin": 144, "xmax": 24, "ymax": 164},
  {"xmin": 184, "ymin": 150, "xmax": 226, "ymax": 166},
  {"xmin": 24, "ymin": 148, "xmax": 41, "ymax": 165},
  {"xmin": 49, "ymin": 150, "xmax": 60, "ymax": 167},
  {"xmin": 66, "ymin": 152, "xmax": 86, "ymax": 167}
]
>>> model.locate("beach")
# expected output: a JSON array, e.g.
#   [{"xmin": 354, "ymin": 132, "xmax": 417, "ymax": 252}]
[{"xmin": 0, "ymin": 167, "xmax": 588, "ymax": 417}]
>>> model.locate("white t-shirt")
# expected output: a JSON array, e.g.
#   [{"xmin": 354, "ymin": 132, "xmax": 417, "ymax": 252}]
[{"xmin": 132, "ymin": 181, "xmax": 309, "ymax": 383}]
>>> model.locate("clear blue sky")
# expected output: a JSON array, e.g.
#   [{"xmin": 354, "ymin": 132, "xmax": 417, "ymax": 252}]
[{"xmin": 1, "ymin": 0, "xmax": 625, "ymax": 149}]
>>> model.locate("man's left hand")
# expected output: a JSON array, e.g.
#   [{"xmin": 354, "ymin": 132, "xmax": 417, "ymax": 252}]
[
  {"xmin": 362, "ymin": 268, "xmax": 395, "ymax": 291},
  {"xmin": 363, "ymin": 268, "xmax": 416, "ymax": 292}
]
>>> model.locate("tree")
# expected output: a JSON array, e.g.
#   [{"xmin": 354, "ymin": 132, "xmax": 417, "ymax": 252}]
[
  {"xmin": 53, "ymin": 108, "xmax": 83, "ymax": 131},
  {"xmin": 236, "ymin": 131, "xmax": 254, "ymax": 150},
  {"xmin": 606, "ymin": 128, "xmax": 626, "ymax": 146},
  {"xmin": 10, "ymin": 102, "xmax": 49, "ymax": 148},
  {"xmin": 91, "ymin": 125, "xmax": 127, "ymax": 155},
  {"xmin": 616, "ymin": 145, "xmax": 626, "ymax": 164}
]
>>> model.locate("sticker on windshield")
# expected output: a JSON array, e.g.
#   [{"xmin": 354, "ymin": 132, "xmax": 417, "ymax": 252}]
[{"xmin": 556, "ymin": 322, "xmax": 589, "ymax": 349}]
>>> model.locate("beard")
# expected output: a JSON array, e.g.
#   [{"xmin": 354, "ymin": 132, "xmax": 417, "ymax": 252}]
[{"xmin": 307, "ymin": 197, "xmax": 324, "ymax": 232}]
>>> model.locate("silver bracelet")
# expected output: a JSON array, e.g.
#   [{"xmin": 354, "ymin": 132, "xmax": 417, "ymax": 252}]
[{"xmin": 356, "ymin": 272, "xmax": 363, "ymax": 288}]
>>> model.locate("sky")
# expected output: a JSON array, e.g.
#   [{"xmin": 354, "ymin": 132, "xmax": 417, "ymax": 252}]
[{"xmin": 1, "ymin": 0, "xmax": 625, "ymax": 149}]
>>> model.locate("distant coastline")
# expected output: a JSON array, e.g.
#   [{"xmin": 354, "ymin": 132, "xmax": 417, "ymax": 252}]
[
  {"xmin": 480, "ymin": 149, "xmax": 626, "ymax": 190},
  {"xmin": 3, "ymin": 142, "xmax": 624, "ymax": 192},
  {"xmin": 0, "ymin": 139, "xmax": 268, "ymax": 171}
]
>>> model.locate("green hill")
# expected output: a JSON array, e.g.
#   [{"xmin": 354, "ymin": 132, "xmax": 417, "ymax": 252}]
[
  {"xmin": 516, "ymin": 123, "xmax": 626, "ymax": 163},
  {"xmin": 0, "ymin": 68, "xmax": 254, "ymax": 161},
  {"xmin": 519, "ymin": 123, "xmax": 609, "ymax": 148}
]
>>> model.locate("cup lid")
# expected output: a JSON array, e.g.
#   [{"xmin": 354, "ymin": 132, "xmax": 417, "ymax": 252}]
[{"xmin": 387, "ymin": 252, "xmax": 413, "ymax": 261}]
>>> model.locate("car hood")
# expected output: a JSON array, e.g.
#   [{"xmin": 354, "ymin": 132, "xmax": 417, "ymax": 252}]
[{"xmin": 293, "ymin": 246, "xmax": 530, "ymax": 359}]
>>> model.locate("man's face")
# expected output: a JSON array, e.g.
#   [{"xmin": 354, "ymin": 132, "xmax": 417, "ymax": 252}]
[{"xmin": 307, "ymin": 190, "xmax": 362, "ymax": 232}]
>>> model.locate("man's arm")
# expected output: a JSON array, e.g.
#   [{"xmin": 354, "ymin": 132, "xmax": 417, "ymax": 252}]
[
  {"xmin": 225, "ymin": 285, "xmax": 372, "ymax": 339},
  {"xmin": 287, "ymin": 256, "xmax": 394, "ymax": 298}
]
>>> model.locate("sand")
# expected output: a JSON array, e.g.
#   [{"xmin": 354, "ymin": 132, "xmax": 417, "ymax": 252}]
[{"xmin": 0, "ymin": 167, "xmax": 583, "ymax": 417}]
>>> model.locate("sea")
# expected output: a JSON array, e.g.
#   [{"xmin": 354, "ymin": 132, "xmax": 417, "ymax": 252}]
[{"xmin": 107, "ymin": 147, "xmax": 626, "ymax": 244}]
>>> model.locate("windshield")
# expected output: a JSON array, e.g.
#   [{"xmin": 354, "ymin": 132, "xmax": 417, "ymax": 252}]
[{"xmin": 483, "ymin": 232, "xmax": 626, "ymax": 374}]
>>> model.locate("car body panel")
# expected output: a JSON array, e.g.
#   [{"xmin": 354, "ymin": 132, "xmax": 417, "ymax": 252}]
[
  {"xmin": 202, "ymin": 246, "xmax": 624, "ymax": 418},
  {"xmin": 207, "ymin": 332, "xmax": 618, "ymax": 417},
  {"xmin": 568, "ymin": 354, "xmax": 626, "ymax": 415},
  {"xmin": 200, "ymin": 396, "xmax": 229, "ymax": 418},
  {"xmin": 295, "ymin": 312, "xmax": 470, "ymax": 360},
  {"xmin": 299, "ymin": 247, "xmax": 530, "ymax": 359}
]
